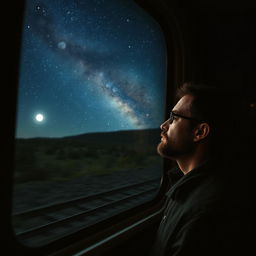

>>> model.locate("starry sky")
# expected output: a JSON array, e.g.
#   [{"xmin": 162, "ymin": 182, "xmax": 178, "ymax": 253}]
[{"xmin": 16, "ymin": 0, "xmax": 167, "ymax": 138}]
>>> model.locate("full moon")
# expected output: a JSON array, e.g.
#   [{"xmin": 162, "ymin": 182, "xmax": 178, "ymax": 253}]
[{"xmin": 35, "ymin": 113, "xmax": 44, "ymax": 122}]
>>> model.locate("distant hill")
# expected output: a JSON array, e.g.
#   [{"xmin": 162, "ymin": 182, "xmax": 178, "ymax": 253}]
[{"xmin": 17, "ymin": 128, "xmax": 161, "ymax": 146}]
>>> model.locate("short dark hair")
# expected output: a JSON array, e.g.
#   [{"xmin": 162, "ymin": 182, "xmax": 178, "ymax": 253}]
[
  {"xmin": 176, "ymin": 82, "xmax": 224, "ymax": 124},
  {"xmin": 175, "ymin": 82, "xmax": 242, "ymax": 158}
]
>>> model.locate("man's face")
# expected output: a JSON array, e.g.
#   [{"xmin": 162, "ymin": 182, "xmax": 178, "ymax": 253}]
[{"xmin": 157, "ymin": 95, "xmax": 196, "ymax": 160}]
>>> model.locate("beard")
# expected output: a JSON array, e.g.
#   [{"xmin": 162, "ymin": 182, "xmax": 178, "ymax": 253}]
[
  {"xmin": 157, "ymin": 140, "xmax": 177, "ymax": 160},
  {"xmin": 157, "ymin": 134, "xmax": 194, "ymax": 160}
]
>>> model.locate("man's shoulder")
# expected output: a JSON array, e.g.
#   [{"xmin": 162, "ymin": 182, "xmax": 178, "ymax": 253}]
[
  {"xmin": 172, "ymin": 164, "xmax": 225, "ymax": 200},
  {"xmin": 172, "ymin": 166, "xmax": 229, "ymax": 218}
]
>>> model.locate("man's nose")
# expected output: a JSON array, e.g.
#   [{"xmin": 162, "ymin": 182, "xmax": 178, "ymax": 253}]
[{"xmin": 160, "ymin": 119, "xmax": 169, "ymax": 131}]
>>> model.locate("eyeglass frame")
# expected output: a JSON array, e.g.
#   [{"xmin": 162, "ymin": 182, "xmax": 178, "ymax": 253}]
[{"xmin": 169, "ymin": 111, "xmax": 203, "ymax": 123}]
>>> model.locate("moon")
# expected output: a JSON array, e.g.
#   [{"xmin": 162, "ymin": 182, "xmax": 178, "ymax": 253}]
[{"xmin": 35, "ymin": 113, "xmax": 44, "ymax": 122}]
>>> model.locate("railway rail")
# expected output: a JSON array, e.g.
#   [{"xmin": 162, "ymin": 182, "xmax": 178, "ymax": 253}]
[{"xmin": 13, "ymin": 178, "xmax": 161, "ymax": 246}]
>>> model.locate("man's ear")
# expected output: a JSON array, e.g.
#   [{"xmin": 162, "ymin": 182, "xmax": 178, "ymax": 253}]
[{"xmin": 193, "ymin": 123, "xmax": 210, "ymax": 142}]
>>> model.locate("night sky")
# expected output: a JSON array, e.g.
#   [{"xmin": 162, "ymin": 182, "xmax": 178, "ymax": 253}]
[{"xmin": 16, "ymin": 0, "xmax": 167, "ymax": 138}]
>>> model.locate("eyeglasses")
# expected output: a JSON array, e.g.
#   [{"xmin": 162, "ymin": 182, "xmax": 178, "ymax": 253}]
[{"xmin": 169, "ymin": 111, "xmax": 202, "ymax": 123}]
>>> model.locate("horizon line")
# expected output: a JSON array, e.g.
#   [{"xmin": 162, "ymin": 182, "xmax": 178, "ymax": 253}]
[{"xmin": 16, "ymin": 127, "xmax": 160, "ymax": 140}]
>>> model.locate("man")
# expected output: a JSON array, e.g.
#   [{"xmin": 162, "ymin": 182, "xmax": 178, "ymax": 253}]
[{"xmin": 152, "ymin": 83, "xmax": 252, "ymax": 256}]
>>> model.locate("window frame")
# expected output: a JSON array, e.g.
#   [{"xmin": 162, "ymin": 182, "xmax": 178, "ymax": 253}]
[{"xmin": 2, "ymin": 0, "xmax": 184, "ymax": 255}]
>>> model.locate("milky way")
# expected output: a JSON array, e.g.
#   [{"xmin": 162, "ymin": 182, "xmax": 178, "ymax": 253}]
[{"xmin": 16, "ymin": 0, "xmax": 166, "ymax": 138}]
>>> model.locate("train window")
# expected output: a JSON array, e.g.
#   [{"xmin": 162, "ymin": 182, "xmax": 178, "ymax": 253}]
[{"xmin": 12, "ymin": 0, "xmax": 166, "ymax": 247}]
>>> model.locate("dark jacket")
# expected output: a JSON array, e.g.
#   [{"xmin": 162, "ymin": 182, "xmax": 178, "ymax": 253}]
[{"xmin": 152, "ymin": 161, "xmax": 250, "ymax": 256}]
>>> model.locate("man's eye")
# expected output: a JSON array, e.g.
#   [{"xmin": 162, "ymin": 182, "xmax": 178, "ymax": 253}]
[{"xmin": 169, "ymin": 117, "xmax": 177, "ymax": 124}]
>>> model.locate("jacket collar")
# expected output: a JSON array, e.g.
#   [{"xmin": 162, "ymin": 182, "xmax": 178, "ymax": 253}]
[{"xmin": 166, "ymin": 159, "xmax": 213, "ymax": 200}]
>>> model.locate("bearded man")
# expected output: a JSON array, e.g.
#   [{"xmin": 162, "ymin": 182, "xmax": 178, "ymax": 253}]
[{"xmin": 152, "ymin": 83, "xmax": 252, "ymax": 256}]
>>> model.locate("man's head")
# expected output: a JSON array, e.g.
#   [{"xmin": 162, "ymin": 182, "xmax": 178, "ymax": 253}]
[{"xmin": 157, "ymin": 82, "xmax": 233, "ymax": 160}]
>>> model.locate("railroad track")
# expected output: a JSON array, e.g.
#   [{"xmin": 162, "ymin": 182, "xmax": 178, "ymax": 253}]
[{"xmin": 13, "ymin": 178, "xmax": 161, "ymax": 246}]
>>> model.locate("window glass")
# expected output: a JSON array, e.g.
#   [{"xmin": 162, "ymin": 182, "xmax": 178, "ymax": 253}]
[{"xmin": 12, "ymin": 0, "xmax": 166, "ymax": 247}]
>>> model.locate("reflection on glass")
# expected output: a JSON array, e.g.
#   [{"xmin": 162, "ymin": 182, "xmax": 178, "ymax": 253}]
[{"xmin": 13, "ymin": 0, "xmax": 166, "ymax": 247}]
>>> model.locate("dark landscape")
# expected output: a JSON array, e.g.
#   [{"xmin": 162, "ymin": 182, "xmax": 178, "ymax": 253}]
[{"xmin": 13, "ymin": 128, "xmax": 163, "ymax": 213}]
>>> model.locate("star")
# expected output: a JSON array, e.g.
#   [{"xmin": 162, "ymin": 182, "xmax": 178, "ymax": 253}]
[{"xmin": 58, "ymin": 41, "xmax": 67, "ymax": 50}]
